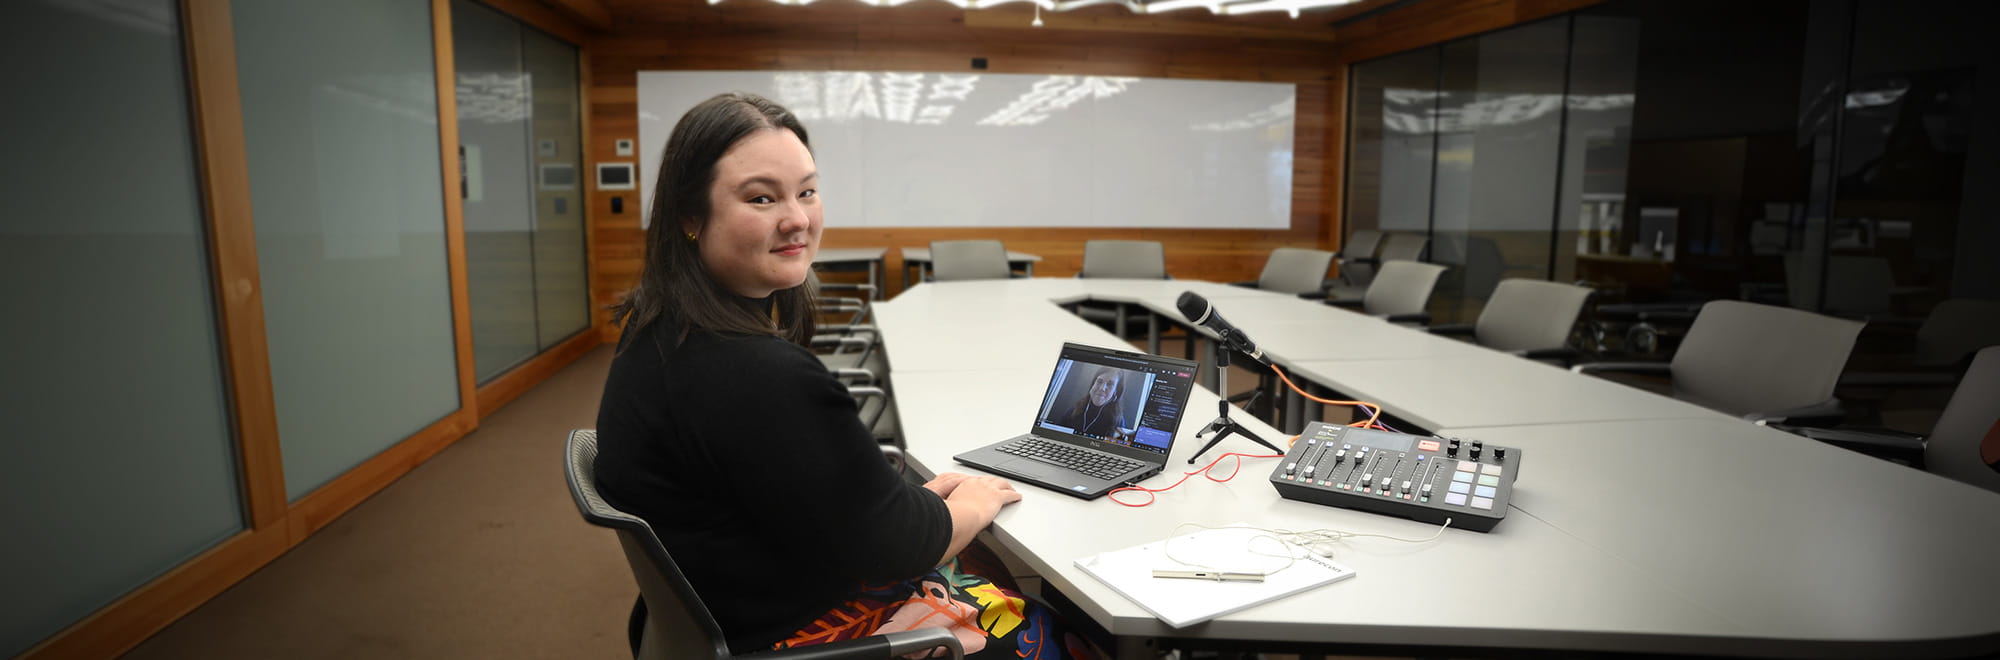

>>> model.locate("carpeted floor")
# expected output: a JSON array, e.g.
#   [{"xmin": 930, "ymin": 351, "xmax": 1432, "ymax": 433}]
[
  {"xmin": 123, "ymin": 346, "xmax": 632, "ymax": 660},
  {"xmin": 118, "ymin": 336, "xmax": 1329, "ymax": 659}
]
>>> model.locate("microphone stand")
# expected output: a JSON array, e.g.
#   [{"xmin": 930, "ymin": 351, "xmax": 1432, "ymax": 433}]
[{"xmin": 1187, "ymin": 339, "xmax": 1284, "ymax": 464}]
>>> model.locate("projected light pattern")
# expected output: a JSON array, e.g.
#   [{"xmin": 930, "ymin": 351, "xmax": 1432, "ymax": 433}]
[
  {"xmin": 1191, "ymin": 97, "xmax": 1295, "ymax": 131},
  {"xmin": 457, "ymin": 72, "xmax": 531, "ymax": 124},
  {"xmin": 1380, "ymin": 90, "xmax": 1635, "ymax": 134},
  {"xmin": 977, "ymin": 75, "xmax": 1140, "ymax": 127},
  {"xmin": 772, "ymin": 72, "xmax": 981, "ymax": 124}
]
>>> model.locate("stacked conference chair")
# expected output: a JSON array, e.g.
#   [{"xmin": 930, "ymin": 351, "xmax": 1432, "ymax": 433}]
[
  {"xmin": 1230, "ymin": 247, "xmax": 1336, "ymax": 299},
  {"xmin": 1573, "ymin": 300, "xmax": 1866, "ymax": 423},
  {"xmin": 1428, "ymin": 278, "xmax": 1593, "ymax": 365},
  {"xmin": 927, "ymin": 239, "xmax": 1012, "ymax": 282},
  {"xmin": 1778, "ymin": 346, "xmax": 2000, "ymax": 493},
  {"xmin": 564, "ymin": 430, "xmax": 960, "ymax": 660},
  {"xmin": 1074, "ymin": 239, "xmax": 1169, "ymax": 339},
  {"xmin": 809, "ymin": 285, "xmax": 895, "ymax": 442},
  {"xmin": 1323, "ymin": 260, "xmax": 1449, "ymax": 325}
]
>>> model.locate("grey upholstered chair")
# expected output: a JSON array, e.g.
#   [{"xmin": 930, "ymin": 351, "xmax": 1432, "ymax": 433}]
[
  {"xmin": 1788, "ymin": 346, "xmax": 2000, "ymax": 493},
  {"xmin": 1233, "ymin": 247, "xmax": 1336, "ymax": 297},
  {"xmin": 1075, "ymin": 240, "xmax": 1168, "ymax": 337},
  {"xmin": 564, "ymin": 430, "xmax": 958, "ymax": 660},
  {"xmin": 1574, "ymin": 300, "xmax": 1866, "ymax": 422},
  {"xmin": 1325, "ymin": 260, "xmax": 1448, "ymax": 324},
  {"xmin": 927, "ymin": 240, "xmax": 1012, "ymax": 282},
  {"xmin": 1430, "ymin": 279, "xmax": 1593, "ymax": 364},
  {"xmin": 1078, "ymin": 239, "xmax": 1167, "ymax": 279}
]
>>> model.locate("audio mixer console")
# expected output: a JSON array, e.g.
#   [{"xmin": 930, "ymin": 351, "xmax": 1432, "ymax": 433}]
[{"xmin": 1269, "ymin": 422, "xmax": 1520, "ymax": 532}]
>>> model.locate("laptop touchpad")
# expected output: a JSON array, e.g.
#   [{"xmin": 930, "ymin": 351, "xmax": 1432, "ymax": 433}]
[{"xmin": 997, "ymin": 458, "xmax": 1079, "ymax": 483}]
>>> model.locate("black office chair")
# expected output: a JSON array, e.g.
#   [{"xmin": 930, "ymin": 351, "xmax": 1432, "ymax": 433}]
[
  {"xmin": 1324, "ymin": 260, "xmax": 1448, "ymax": 325},
  {"xmin": 564, "ymin": 429, "xmax": 959, "ymax": 659},
  {"xmin": 1327, "ymin": 232, "xmax": 1427, "ymax": 300}
]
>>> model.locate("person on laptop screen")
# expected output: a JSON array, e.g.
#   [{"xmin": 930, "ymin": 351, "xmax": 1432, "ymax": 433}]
[
  {"xmin": 593, "ymin": 93, "xmax": 1101, "ymax": 659},
  {"xmin": 1050, "ymin": 367, "xmax": 1131, "ymax": 441}
]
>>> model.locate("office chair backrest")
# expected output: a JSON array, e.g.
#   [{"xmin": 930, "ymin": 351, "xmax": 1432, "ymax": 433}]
[
  {"xmin": 1925, "ymin": 346, "xmax": 2000, "ymax": 494},
  {"xmin": 1669, "ymin": 300, "xmax": 1864, "ymax": 417},
  {"xmin": 1914, "ymin": 299, "xmax": 2000, "ymax": 367},
  {"xmin": 1362, "ymin": 260, "xmax": 1448, "ymax": 317},
  {"xmin": 1475, "ymin": 279, "xmax": 1593, "ymax": 353},
  {"xmin": 1377, "ymin": 232, "xmax": 1430, "ymax": 263},
  {"xmin": 1257, "ymin": 247, "xmax": 1335, "ymax": 295},
  {"xmin": 1338, "ymin": 230, "xmax": 1383, "ymax": 261},
  {"xmin": 565, "ymin": 429, "xmax": 734, "ymax": 660},
  {"xmin": 929, "ymin": 240, "xmax": 1011, "ymax": 282},
  {"xmin": 1079, "ymin": 240, "xmax": 1167, "ymax": 279}
]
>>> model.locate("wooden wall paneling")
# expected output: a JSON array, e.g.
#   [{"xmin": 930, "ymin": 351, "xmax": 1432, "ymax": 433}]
[
  {"xmin": 1333, "ymin": 0, "xmax": 1601, "ymax": 65},
  {"xmin": 183, "ymin": 0, "xmax": 286, "ymax": 530},
  {"xmin": 434, "ymin": 0, "xmax": 482, "ymax": 424}
]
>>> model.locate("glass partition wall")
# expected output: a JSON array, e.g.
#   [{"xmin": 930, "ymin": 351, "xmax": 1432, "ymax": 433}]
[
  {"xmin": 1346, "ymin": 14, "xmax": 1640, "ymax": 325},
  {"xmin": 453, "ymin": 0, "xmax": 589, "ymax": 383}
]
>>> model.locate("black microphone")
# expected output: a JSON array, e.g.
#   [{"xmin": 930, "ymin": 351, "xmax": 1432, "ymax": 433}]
[{"xmin": 1176, "ymin": 292, "xmax": 1269, "ymax": 366}]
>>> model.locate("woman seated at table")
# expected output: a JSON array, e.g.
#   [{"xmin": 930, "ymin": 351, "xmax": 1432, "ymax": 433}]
[
  {"xmin": 593, "ymin": 92, "xmax": 1101, "ymax": 659},
  {"xmin": 1052, "ymin": 368, "xmax": 1130, "ymax": 442}
]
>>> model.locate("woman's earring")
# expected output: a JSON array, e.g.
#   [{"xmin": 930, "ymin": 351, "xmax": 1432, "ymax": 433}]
[{"xmin": 685, "ymin": 231, "xmax": 697, "ymax": 242}]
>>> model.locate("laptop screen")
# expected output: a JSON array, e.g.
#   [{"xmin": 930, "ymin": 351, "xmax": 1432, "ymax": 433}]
[{"xmin": 1033, "ymin": 344, "xmax": 1199, "ymax": 457}]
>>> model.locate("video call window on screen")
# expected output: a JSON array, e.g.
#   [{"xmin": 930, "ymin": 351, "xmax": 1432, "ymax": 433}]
[{"xmin": 1035, "ymin": 357, "xmax": 1185, "ymax": 454}]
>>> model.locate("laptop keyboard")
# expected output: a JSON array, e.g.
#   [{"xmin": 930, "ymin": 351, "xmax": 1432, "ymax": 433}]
[{"xmin": 997, "ymin": 437, "xmax": 1145, "ymax": 481}]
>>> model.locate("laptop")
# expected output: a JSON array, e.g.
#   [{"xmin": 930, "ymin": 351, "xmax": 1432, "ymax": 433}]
[{"xmin": 954, "ymin": 342, "xmax": 1201, "ymax": 500}]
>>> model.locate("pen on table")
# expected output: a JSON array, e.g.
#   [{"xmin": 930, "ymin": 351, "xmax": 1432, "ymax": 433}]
[{"xmin": 1151, "ymin": 569, "xmax": 1264, "ymax": 583}]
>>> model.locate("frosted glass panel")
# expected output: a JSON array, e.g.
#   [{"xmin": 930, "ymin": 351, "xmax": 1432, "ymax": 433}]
[
  {"xmin": 524, "ymin": 29, "xmax": 590, "ymax": 348},
  {"xmin": 0, "ymin": 1, "xmax": 242, "ymax": 655},
  {"xmin": 233, "ymin": 0, "xmax": 461, "ymax": 500},
  {"xmin": 1347, "ymin": 48, "xmax": 1442, "ymax": 237},
  {"xmin": 453, "ymin": 0, "xmax": 539, "ymax": 380}
]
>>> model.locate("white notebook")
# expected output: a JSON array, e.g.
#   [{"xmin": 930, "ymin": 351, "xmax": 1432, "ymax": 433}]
[{"xmin": 1074, "ymin": 525, "xmax": 1357, "ymax": 628}]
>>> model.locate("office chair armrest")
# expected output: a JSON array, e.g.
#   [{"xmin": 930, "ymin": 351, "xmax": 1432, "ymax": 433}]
[
  {"xmin": 759, "ymin": 626, "xmax": 964, "ymax": 660},
  {"xmin": 878, "ymin": 444, "xmax": 907, "ymax": 475},
  {"xmin": 1382, "ymin": 312, "xmax": 1431, "ymax": 325},
  {"xmin": 1743, "ymin": 398, "xmax": 1846, "ymax": 426},
  {"xmin": 1837, "ymin": 370, "xmax": 1959, "ymax": 389},
  {"xmin": 819, "ymin": 324, "xmax": 878, "ymax": 338},
  {"xmin": 831, "ymin": 369, "xmax": 878, "ymax": 385},
  {"xmin": 1774, "ymin": 425, "xmax": 1925, "ymax": 465},
  {"xmin": 820, "ymin": 282, "xmax": 877, "ymax": 295},
  {"xmin": 1515, "ymin": 347, "xmax": 1579, "ymax": 365},
  {"xmin": 1228, "ymin": 280, "xmax": 1257, "ymax": 288},
  {"xmin": 1571, "ymin": 361, "xmax": 1671, "ymax": 375},
  {"xmin": 1324, "ymin": 298, "xmax": 1365, "ymax": 309},
  {"xmin": 1295, "ymin": 289, "xmax": 1330, "ymax": 301},
  {"xmin": 1428, "ymin": 323, "xmax": 1476, "ymax": 337},
  {"xmin": 811, "ymin": 336, "xmax": 873, "ymax": 351}
]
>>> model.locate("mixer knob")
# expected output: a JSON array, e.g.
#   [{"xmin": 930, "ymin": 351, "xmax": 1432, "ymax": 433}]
[
  {"xmin": 1333, "ymin": 449, "xmax": 1347, "ymax": 464},
  {"xmin": 1400, "ymin": 480, "xmax": 1412, "ymax": 494},
  {"xmin": 1495, "ymin": 447, "xmax": 1508, "ymax": 461},
  {"xmin": 1285, "ymin": 462, "xmax": 1298, "ymax": 475},
  {"xmin": 1302, "ymin": 465, "xmax": 1316, "ymax": 479},
  {"xmin": 1447, "ymin": 439, "xmax": 1461, "ymax": 456},
  {"xmin": 1470, "ymin": 441, "xmax": 1483, "ymax": 460}
]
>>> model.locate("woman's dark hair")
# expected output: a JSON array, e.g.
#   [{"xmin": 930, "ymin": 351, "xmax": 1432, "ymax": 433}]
[
  {"xmin": 1065, "ymin": 368, "xmax": 1125, "ymax": 420},
  {"xmin": 611, "ymin": 92, "xmax": 818, "ymax": 349}
]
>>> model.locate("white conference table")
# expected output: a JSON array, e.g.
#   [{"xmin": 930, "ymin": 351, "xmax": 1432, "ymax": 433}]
[{"xmin": 872, "ymin": 277, "xmax": 2000, "ymax": 657}]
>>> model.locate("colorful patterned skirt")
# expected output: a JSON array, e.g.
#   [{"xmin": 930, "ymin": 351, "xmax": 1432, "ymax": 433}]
[{"xmin": 774, "ymin": 550, "xmax": 1103, "ymax": 659}]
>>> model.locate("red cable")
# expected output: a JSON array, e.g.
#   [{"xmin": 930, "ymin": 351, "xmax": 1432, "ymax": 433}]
[{"xmin": 1107, "ymin": 450, "xmax": 1286, "ymax": 507}]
